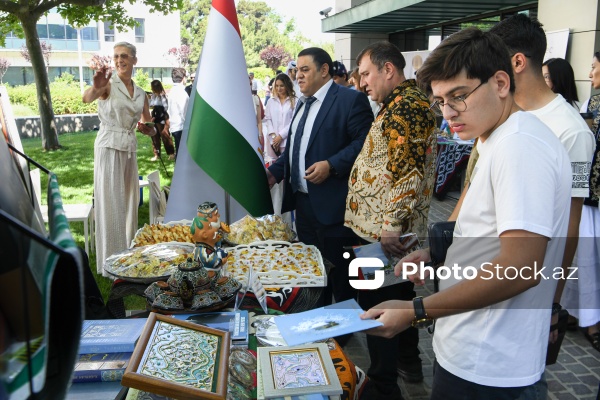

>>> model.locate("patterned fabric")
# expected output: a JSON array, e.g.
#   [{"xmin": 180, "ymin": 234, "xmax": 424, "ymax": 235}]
[
  {"xmin": 435, "ymin": 143, "xmax": 472, "ymax": 199},
  {"xmin": 241, "ymin": 286, "xmax": 323, "ymax": 314},
  {"xmin": 328, "ymin": 339, "xmax": 368, "ymax": 400},
  {"xmin": 345, "ymin": 79, "xmax": 437, "ymax": 240},
  {"xmin": 585, "ymin": 96, "xmax": 600, "ymax": 206}
]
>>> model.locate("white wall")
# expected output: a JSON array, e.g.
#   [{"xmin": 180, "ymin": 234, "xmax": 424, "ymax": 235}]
[
  {"xmin": 99, "ymin": 2, "xmax": 181, "ymax": 69},
  {"xmin": 538, "ymin": 0, "xmax": 600, "ymax": 102}
]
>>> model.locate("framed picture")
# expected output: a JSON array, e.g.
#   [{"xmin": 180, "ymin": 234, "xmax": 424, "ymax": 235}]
[
  {"xmin": 258, "ymin": 343, "xmax": 342, "ymax": 399},
  {"xmin": 122, "ymin": 312, "xmax": 230, "ymax": 400}
]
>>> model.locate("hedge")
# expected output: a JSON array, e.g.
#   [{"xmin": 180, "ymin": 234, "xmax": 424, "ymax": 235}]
[{"xmin": 6, "ymin": 71, "xmax": 172, "ymax": 116}]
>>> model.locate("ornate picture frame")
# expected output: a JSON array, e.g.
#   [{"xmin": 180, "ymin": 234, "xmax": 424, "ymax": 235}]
[
  {"xmin": 122, "ymin": 312, "xmax": 230, "ymax": 400},
  {"xmin": 258, "ymin": 343, "xmax": 342, "ymax": 399}
]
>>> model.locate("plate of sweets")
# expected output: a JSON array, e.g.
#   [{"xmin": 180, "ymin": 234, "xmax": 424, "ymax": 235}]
[
  {"xmin": 104, "ymin": 242, "xmax": 194, "ymax": 283},
  {"xmin": 224, "ymin": 214, "xmax": 296, "ymax": 245},
  {"xmin": 130, "ymin": 220, "xmax": 194, "ymax": 248}
]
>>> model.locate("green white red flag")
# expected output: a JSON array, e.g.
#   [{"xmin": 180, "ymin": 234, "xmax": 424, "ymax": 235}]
[{"xmin": 165, "ymin": 0, "xmax": 273, "ymax": 222}]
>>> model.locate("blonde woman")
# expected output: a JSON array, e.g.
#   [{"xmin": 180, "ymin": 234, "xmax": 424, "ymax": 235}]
[{"xmin": 263, "ymin": 73, "xmax": 296, "ymax": 222}]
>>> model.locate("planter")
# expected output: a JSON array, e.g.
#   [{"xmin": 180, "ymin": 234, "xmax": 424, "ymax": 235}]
[{"xmin": 16, "ymin": 114, "xmax": 100, "ymax": 139}]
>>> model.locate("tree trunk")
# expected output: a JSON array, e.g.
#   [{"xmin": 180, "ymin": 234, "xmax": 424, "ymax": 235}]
[{"xmin": 20, "ymin": 16, "xmax": 60, "ymax": 150}]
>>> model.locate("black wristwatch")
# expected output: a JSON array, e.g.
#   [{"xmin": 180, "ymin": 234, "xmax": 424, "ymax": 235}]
[
  {"xmin": 551, "ymin": 302, "xmax": 562, "ymax": 316},
  {"xmin": 411, "ymin": 296, "xmax": 434, "ymax": 329}
]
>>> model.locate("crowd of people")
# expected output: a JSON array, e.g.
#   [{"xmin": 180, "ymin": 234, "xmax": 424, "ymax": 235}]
[{"xmin": 84, "ymin": 12, "xmax": 600, "ymax": 398}]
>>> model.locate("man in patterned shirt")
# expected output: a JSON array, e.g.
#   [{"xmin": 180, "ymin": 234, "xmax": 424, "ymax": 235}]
[{"xmin": 344, "ymin": 41, "xmax": 437, "ymax": 398}]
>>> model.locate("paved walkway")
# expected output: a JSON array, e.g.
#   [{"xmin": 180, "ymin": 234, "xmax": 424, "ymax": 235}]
[{"xmin": 343, "ymin": 193, "xmax": 600, "ymax": 400}]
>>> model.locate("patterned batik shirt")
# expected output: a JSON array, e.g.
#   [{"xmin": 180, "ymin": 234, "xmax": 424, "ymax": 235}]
[
  {"xmin": 586, "ymin": 95, "xmax": 600, "ymax": 205},
  {"xmin": 345, "ymin": 79, "xmax": 437, "ymax": 241}
]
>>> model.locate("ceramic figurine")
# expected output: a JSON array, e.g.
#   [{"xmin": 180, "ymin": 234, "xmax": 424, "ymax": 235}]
[
  {"xmin": 143, "ymin": 202, "xmax": 241, "ymax": 314},
  {"xmin": 191, "ymin": 202, "xmax": 230, "ymax": 272}
]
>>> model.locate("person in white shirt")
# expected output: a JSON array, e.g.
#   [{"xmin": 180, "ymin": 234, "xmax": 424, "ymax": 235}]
[
  {"xmin": 169, "ymin": 68, "xmax": 189, "ymax": 159},
  {"xmin": 362, "ymin": 27, "xmax": 572, "ymax": 400},
  {"xmin": 148, "ymin": 80, "xmax": 175, "ymax": 161},
  {"xmin": 489, "ymin": 15, "xmax": 595, "ymax": 348},
  {"xmin": 286, "ymin": 60, "xmax": 300, "ymax": 97},
  {"xmin": 263, "ymin": 73, "xmax": 297, "ymax": 225},
  {"xmin": 249, "ymin": 72, "xmax": 258, "ymax": 94}
]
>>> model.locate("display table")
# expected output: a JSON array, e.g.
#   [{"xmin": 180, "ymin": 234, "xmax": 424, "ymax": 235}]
[
  {"xmin": 434, "ymin": 138, "xmax": 473, "ymax": 200},
  {"xmin": 106, "ymin": 259, "xmax": 332, "ymax": 318},
  {"xmin": 67, "ymin": 312, "xmax": 366, "ymax": 400}
]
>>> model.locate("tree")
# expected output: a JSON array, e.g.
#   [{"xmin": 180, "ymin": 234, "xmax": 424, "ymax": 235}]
[
  {"xmin": 165, "ymin": 44, "xmax": 191, "ymax": 68},
  {"xmin": 0, "ymin": 58, "xmax": 10, "ymax": 83},
  {"xmin": 21, "ymin": 41, "xmax": 52, "ymax": 72},
  {"xmin": 0, "ymin": 0, "xmax": 181, "ymax": 150},
  {"xmin": 180, "ymin": 0, "xmax": 211, "ymax": 73},
  {"xmin": 260, "ymin": 45, "xmax": 290, "ymax": 73}
]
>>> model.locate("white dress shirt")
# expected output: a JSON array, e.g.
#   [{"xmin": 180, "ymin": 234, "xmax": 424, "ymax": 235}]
[
  {"xmin": 168, "ymin": 83, "xmax": 189, "ymax": 132},
  {"xmin": 288, "ymin": 79, "xmax": 333, "ymax": 193}
]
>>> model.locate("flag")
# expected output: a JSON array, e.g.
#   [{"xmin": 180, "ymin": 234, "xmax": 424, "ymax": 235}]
[{"xmin": 164, "ymin": 0, "xmax": 273, "ymax": 223}]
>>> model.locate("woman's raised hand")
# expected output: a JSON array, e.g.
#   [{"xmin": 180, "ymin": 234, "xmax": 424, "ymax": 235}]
[{"xmin": 93, "ymin": 67, "xmax": 112, "ymax": 90}]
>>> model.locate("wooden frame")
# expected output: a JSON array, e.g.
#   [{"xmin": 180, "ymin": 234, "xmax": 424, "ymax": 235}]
[
  {"xmin": 122, "ymin": 312, "xmax": 230, "ymax": 400},
  {"xmin": 258, "ymin": 343, "xmax": 342, "ymax": 399}
]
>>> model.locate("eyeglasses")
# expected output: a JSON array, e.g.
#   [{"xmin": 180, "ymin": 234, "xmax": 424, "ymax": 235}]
[
  {"xmin": 113, "ymin": 53, "xmax": 130, "ymax": 60},
  {"xmin": 430, "ymin": 81, "xmax": 486, "ymax": 117}
]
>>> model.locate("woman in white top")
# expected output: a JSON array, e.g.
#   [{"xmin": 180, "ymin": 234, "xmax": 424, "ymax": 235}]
[
  {"xmin": 149, "ymin": 80, "xmax": 175, "ymax": 161},
  {"xmin": 562, "ymin": 51, "xmax": 600, "ymax": 353},
  {"xmin": 82, "ymin": 41, "xmax": 154, "ymax": 274},
  {"xmin": 263, "ymin": 73, "xmax": 296, "ymax": 223},
  {"xmin": 263, "ymin": 73, "xmax": 296, "ymax": 165},
  {"xmin": 542, "ymin": 58, "xmax": 582, "ymax": 110}
]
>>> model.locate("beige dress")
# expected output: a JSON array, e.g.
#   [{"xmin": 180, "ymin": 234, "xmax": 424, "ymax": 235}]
[{"xmin": 94, "ymin": 75, "xmax": 145, "ymax": 275}]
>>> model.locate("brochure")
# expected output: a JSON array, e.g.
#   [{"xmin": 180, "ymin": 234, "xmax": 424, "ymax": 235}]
[{"xmin": 274, "ymin": 299, "xmax": 382, "ymax": 346}]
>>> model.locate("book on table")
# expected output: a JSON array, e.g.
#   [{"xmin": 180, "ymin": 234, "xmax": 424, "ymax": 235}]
[
  {"xmin": 78, "ymin": 319, "xmax": 147, "ymax": 354},
  {"xmin": 72, "ymin": 352, "xmax": 132, "ymax": 383},
  {"xmin": 172, "ymin": 310, "xmax": 249, "ymax": 344}
]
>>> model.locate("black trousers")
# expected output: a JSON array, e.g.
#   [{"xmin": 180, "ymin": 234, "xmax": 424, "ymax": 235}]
[
  {"xmin": 172, "ymin": 130, "xmax": 183, "ymax": 158},
  {"xmin": 359, "ymin": 280, "xmax": 420, "ymax": 388},
  {"xmin": 294, "ymin": 192, "xmax": 358, "ymax": 305}
]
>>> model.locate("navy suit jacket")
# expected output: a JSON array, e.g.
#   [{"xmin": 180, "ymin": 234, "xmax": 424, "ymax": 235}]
[{"xmin": 268, "ymin": 82, "xmax": 373, "ymax": 226}]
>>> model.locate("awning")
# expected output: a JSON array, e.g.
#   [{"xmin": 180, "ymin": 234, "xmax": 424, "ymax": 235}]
[{"xmin": 322, "ymin": 0, "xmax": 537, "ymax": 34}]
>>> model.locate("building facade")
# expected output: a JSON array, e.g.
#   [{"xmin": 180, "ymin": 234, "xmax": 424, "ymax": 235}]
[
  {"xmin": 324, "ymin": 0, "xmax": 600, "ymax": 101},
  {"xmin": 0, "ymin": 2, "xmax": 181, "ymax": 86}
]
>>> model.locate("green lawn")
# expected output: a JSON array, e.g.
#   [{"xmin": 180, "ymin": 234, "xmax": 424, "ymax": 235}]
[{"xmin": 21, "ymin": 130, "xmax": 175, "ymax": 312}]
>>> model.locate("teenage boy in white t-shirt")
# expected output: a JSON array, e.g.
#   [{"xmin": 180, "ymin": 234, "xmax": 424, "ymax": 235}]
[{"xmin": 361, "ymin": 27, "xmax": 571, "ymax": 399}]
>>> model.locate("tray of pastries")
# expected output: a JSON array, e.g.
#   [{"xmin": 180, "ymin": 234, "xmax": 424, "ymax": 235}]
[
  {"xmin": 224, "ymin": 240, "xmax": 325, "ymax": 287},
  {"xmin": 104, "ymin": 242, "xmax": 194, "ymax": 283},
  {"xmin": 223, "ymin": 215, "xmax": 296, "ymax": 245},
  {"xmin": 130, "ymin": 220, "xmax": 194, "ymax": 248}
]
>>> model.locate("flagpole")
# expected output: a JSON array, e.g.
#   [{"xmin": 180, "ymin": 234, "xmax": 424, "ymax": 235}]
[{"xmin": 224, "ymin": 192, "xmax": 231, "ymax": 224}]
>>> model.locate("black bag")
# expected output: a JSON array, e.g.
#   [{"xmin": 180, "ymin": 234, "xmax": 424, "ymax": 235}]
[
  {"xmin": 427, "ymin": 221, "xmax": 455, "ymax": 293},
  {"xmin": 546, "ymin": 309, "xmax": 569, "ymax": 365},
  {"xmin": 428, "ymin": 221, "xmax": 455, "ymax": 266}
]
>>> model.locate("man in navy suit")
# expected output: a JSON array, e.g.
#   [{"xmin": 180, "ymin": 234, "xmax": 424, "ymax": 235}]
[{"xmin": 267, "ymin": 47, "xmax": 373, "ymax": 306}]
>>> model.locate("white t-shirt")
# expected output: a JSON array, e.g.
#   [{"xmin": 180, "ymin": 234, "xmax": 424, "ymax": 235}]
[
  {"xmin": 167, "ymin": 83, "xmax": 189, "ymax": 132},
  {"xmin": 433, "ymin": 111, "xmax": 571, "ymax": 387},
  {"xmin": 528, "ymin": 94, "xmax": 595, "ymax": 197}
]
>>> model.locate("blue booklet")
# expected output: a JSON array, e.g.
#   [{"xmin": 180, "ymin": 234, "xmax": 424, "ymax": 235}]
[
  {"xmin": 72, "ymin": 352, "xmax": 132, "ymax": 383},
  {"xmin": 78, "ymin": 319, "xmax": 147, "ymax": 354},
  {"xmin": 274, "ymin": 299, "xmax": 382, "ymax": 346},
  {"xmin": 172, "ymin": 310, "xmax": 249, "ymax": 344}
]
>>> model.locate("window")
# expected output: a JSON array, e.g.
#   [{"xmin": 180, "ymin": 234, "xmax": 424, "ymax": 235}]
[
  {"xmin": 81, "ymin": 22, "xmax": 98, "ymax": 41},
  {"xmin": 47, "ymin": 12, "xmax": 65, "ymax": 39},
  {"xmin": 135, "ymin": 18, "xmax": 145, "ymax": 43},
  {"xmin": 104, "ymin": 21, "xmax": 115, "ymax": 42},
  {"xmin": 37, "ymin": 15, "xmax": 48, "ymax": 39}
]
